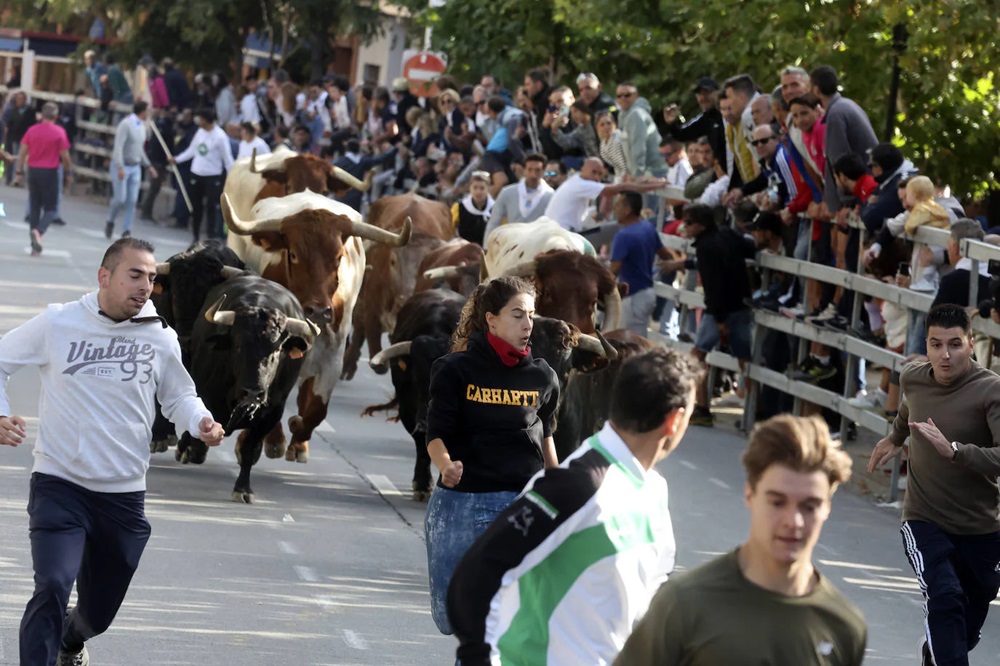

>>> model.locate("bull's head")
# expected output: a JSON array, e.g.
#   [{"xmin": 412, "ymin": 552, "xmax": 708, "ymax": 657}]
[
  {"xmin": 249, "ymin": 149, "xmax": 372, "ymax": 196},
  {"xmin": 221, "ymin": 193, "xmax": 411, "ymax": 325},
  {"xmin": 203, "ymin": 295, "xmax": 320, "ymax": 432},
  {"xmin": 504, "ymin": 254, "xmax": 622, "ymax": 334}
]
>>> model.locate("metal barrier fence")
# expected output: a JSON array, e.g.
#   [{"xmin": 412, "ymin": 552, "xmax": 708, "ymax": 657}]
[{"xmin": 648, "ymin": 215, "xmax": 1000, "ymax": 502}]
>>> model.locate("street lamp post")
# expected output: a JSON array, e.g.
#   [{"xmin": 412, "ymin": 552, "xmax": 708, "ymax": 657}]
[{"xmin": 884, "ymin": 22, "xmax": 908, "ymax": 141}]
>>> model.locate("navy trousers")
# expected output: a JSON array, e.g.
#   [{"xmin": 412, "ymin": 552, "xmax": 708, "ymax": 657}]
[
  {"xmin": 20, "ymin": 473, "xmax": 150, "ymax": 666},
  {"xmin": 902, "ymin": 520, "xmax": 1000, "ymax": 666}
]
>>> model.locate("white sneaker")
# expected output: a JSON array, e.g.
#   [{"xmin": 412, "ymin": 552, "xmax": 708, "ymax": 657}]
[
  {"xmin": 848, "ymin": 388, "xmax": 887, "ymax": 409},
  {"xmin": 780, "ymin": 304, "xmax": 805, "ymax": 319}
]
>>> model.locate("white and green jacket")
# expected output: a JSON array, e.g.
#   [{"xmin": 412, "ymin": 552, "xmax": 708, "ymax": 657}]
[{"xmin": 447, "ymin": 422, "xmax": 675, "ymax": 666}]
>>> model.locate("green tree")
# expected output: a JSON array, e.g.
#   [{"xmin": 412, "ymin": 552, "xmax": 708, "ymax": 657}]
[{"xmin": 407, "ymin": 0, "xmax": 999, "ymax": 200}]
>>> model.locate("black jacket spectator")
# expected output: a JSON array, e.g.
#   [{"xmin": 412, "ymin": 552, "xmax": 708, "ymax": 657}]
[
  {"xmin": 163, "ymin": 64, "xmax": 192, "ymax": 110},
  {"xmin": 933, "ymin": 268, "xmax": 991, "ymax": 310},
  {"xmin": 692, "ymin": 225, "xmax": 756, "ymax": 321},
  {"xmin": 5, "ymin": 103, "xmax": 37, "ymax": 144},
  {"xmin": 665, "ymin": 107, "xmax": 725, "ymax": 175}
]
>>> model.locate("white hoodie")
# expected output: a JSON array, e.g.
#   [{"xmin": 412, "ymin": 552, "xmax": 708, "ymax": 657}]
[{"xmin": 0, "ymin": 292, "xmax": 211, "ymax": 493}]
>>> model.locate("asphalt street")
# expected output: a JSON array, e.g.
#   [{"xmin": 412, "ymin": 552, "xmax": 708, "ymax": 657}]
[{"xmin": 0, "ymin": 183, "xmax": 998, "ymax": 665}]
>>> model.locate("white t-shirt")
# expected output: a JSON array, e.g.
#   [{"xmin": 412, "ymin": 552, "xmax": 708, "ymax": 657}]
[
  {"xmin": 544, "ymin": 174, "xmax": 607, "ymax": 232},
  {"xmin": 174, "ymin": 126, "xmax": 235, "ymax": 177},
  {"xmin": 239, "ymin": 93, "xmax": 261, "ymax": 125},
  {"xmin": 237, "ymin": 136, "xmax": 271, "ymax": 160}
]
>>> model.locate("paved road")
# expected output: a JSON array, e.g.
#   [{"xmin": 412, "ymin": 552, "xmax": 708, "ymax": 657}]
[{"xmin": 0, "ymin": 184, "xmax": 998, "ymax": 665}]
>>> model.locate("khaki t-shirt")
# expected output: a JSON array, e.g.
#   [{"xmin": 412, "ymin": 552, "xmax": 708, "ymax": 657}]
[{"xmin": 615, "ymin": 549, "xmax": 867, "ymax": 666}]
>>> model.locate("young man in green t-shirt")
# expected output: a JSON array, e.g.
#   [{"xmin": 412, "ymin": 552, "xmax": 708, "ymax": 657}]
[{"xmin": 616, "ymin": 414, "xmax": 867, "ymax": 665}]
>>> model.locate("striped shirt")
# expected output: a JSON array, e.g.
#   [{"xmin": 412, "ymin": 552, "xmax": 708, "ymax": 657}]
[{"xmin": 448, "ymin": 422, "xmax": 675, "ymax": 666}]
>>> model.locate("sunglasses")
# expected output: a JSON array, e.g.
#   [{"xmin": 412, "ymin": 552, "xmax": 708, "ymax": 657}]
[
  {"xmin": 543, "ymin": 171, "xmax": 558, "ymax": 177},
  {"xmin": 750, "ymin": 137, "xmax": 774, "ymax": 146}
]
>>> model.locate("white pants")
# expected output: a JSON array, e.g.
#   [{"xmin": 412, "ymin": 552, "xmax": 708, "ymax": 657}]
[{"xmin": 621, "ymin": 287, "xmax": 656, "ymax": 336}]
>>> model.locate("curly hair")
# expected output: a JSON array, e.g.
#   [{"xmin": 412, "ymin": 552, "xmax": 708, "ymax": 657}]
[{"xmin": 451, "ymin": 276, "xmax": 535, "ymax": 352}]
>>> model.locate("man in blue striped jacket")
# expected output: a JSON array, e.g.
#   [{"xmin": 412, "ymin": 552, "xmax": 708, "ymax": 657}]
[{"xmin": 446, "ymin": 347, "xmax": 701, "ymax": 665}]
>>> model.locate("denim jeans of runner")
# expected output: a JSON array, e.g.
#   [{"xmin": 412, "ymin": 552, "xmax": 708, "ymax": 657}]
[{"xmin": 424, "ymin": 486, "xmax": 519, "ymax": 635}]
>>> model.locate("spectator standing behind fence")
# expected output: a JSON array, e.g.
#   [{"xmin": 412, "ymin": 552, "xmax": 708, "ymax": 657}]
[
  {"xmin": 868, "ymin": 304, "xmax": 1000, "ymax": 666},
  {"xmin": 618, "ymin": 415, "xmax": 866, "ymax": 665},
  {"xmin": 83, "ymin": 51, "xmax": 106, "ymax": 99},
  {"xmin": 610, "ymin": 192, "xmax": 674, "ymax": 335},
  {"xmin": 106, "ymin": 102, "xmax": 157, "ymax": 240},
  {"xmin": 103, "ymin": 54, "xmax": 133, "ymax": 105},
  {"xmin": 162, "ymin": 59, "xmax": 191, "ymax": 111},
  {"xmin": 616, "ymin": 82, "xmax": 667, "ymax": 180},
  {"xmin": 659, "ymin": 204, "xmax": 755, "ymax": 427},
  {"xmin": 484, "ymin": 153, "xmax": 553, "ymax": 239},
  {"xmin": 423, "ymin": 276, "xmax": 561, "ymax": 636},
  {"xmin": 2, "ymin": 91, "xmax": 36, "ymax": 186},
  {"xmin": 544, "ymin": 158, "xmax": 664, "ymax": 233},
  {"xmin": 13, "ymin": 103, "xmax": 72, "ymax": 257},
  {"xmin": 168, "ymin": 108, "xmax": 233, "ymax": 242},
  {"xmin": 447, "ymin": 348, "xmax": 700, "ymax": 666}
]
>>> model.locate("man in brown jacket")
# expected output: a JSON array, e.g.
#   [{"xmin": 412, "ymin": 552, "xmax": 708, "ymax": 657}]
[{"xmin": 869, "ymin": 303, "xmax": 1000, "ymax": 666}]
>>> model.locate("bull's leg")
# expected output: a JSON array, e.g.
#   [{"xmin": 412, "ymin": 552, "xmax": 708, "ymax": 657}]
[
  {"xmin": 288, "ymin": 376, "xmax": 329, "ymax": 463},
  {"xmin": 341, "ymin": 328, "xmax": 364, "ymax": 381},
  {"xmin": 263, "ymin": 422, "xmax": 287, "ymax": 459},
  {"xmin": 411, "ymin": 430, "xmax": 433, "ymax": 502},
  {"xmin": 150, "ymin": 403, "xmax": 177, "ymax": 453},
  {"xmin": 365, "ymin": 325, "xmax": 386, "ymax": 376},
  {"xmin": 175, "ymin": 433, "xmax": 191, "ymax": 464},
  {"xmin": 233, "ymin": 416, "xmax": 279, "ymax": 504}
]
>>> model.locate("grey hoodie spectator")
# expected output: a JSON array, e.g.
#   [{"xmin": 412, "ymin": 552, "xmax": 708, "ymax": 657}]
[{"xmin": 615, "ymin": 83, "xmax": 666, "ymax": 178}]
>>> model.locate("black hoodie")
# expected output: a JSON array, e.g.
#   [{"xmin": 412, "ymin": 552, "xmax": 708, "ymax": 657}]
[{"xmin": 426, "ymin": 332, "xmax": 559, "ymax": 493}]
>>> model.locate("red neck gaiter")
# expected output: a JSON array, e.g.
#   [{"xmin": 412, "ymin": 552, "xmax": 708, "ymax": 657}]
[{"xmin": 487, "ymin": 332, "xmax": 530, "ymax": 367}]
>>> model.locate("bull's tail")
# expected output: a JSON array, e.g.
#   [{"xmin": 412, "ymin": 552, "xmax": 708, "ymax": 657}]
[{"xmin": 360, "ymin": 395, "xmax": 400, "ymax": 419}]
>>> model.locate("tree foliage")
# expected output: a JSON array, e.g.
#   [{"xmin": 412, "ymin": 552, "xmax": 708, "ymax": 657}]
[{"xmin": 403, "ymin": 0, "xmax": 999, "ymax": 198}]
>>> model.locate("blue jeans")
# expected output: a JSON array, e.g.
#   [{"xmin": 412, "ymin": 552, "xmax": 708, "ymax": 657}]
[
  {"xmin": 424, "ymin": 486, "xmax": 518, "ymax": 635},
  {"xmin": 695, "ymin": 308, "xmax": 754, "ymax": 359},
  {"xmin": 108, "ymin": 164, "xmax": 142, "ymax": 234}
]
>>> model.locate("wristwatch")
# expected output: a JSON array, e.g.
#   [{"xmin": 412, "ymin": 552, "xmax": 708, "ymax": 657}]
[{"xmin": 950, "ymin": 441, "xmax": 960, "ymax": 461}]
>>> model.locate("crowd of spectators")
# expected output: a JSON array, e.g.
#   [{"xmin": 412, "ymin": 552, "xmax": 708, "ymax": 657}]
[{"xmin": 2, "ymin": 56, "xmax": 998, "ymax": 433}]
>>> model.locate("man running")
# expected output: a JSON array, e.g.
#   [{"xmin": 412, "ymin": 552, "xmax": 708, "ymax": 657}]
[
  {"xmin": 13, "ymin": 102, "xmax": 72, "ymax": 256},
  {"xmin": 447, "ymin": 347, "xmax": 700, "ymax": 665},
  {"xmin": 868, "ymin": 303, "xmax": 1000, "ymax": 665},
  {"xmin": 617, "ymin": 414, "xmax": 866, "ymax": 664}
]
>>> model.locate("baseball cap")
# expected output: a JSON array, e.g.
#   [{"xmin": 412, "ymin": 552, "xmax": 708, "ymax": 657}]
[
  {"xmin": 692, "ymin": 77, "xmax": 720, "ymax": 93},
  {"xmin": 391, "ymin": 77, "xmax": 410, "ymax": 92}
]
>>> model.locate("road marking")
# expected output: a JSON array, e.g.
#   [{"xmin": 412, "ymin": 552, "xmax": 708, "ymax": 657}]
[
  {"xmin": 341, "ymin": 629, "xmax": 369, "ymax": 650},
  {"xmin": 679, "ymin": 460, "xmax": 698, "ymax": 470},
  {"xmin": 367, "ymin": 473, "xmax": 401, "ymax": 497},
  {"xmin": 709, "ymin": 477, "xmax": 731, "ymax": 490},
  {"xmin": 282, "ymin": 513, "xmax": 295, "ymax": 523},
  {"xmin": 293, "ymin": 565, "xmax": 319, "ymax": 582},
  {"xmin": 313, "ymin": 595, "xmax": 335, "ymax": 609},
  {"xmin": 278, "ymin": 541, "xmax": 299, "ymax": 555}
]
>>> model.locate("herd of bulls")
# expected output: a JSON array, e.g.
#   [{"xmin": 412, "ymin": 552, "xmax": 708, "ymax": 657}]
[{"xmin": 150, "ymin": 145, "xmax": 653, "ymax": 503}]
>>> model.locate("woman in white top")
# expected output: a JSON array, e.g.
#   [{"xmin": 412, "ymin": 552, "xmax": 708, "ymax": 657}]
[
  {"xmin": 596, "ymin": 110, "xmax": 629, "ymax": 183},
  {"xmin": 237, "ymin": 122, "xmax": 271, "ymax": 160}
]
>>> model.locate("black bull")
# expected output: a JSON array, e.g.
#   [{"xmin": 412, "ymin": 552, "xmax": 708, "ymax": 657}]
[
  {"xmin": 150, "ymin": 240, "xmax": 244, "ymax": 452},
  {"xmin": 365, "ymin": 289, "xmax": 615, "ymax": 500},
  {"xmin": 180, "ymin": 275, "xmax": 318, "ymax": 503}
]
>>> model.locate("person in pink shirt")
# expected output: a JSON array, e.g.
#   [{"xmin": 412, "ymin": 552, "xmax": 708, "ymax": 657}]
[
  {"xmin": 13, "ymin": 102, "xmax": 72, "ymax": 256},
  {"xmin": 147, "ymin": 65, "xmax": 170, "ymax": 110},
  {"xmin": 789, "ymin": 93, "xmax": 826, "ymax": 177}
]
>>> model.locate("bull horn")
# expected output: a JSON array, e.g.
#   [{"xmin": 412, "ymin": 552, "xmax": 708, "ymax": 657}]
[
  {"xmin": 503, "ymin": 260, "xmax": 537, "ymax": 278},
  {"xmin": 370, "ymin": 341, "xmax": 413, "ymax": 367},
  {"xmin": 576, "ymin": 333, "xmax": 617, "ymax": 359},
  {"xmin": 601, "ymin": 285, "xmax": 622, "ymax": 331},
  {"xmin": 204, "ymin": 295, "xmax": 235, "ymax": 327},
  {"xmin": 220, "ymin": 266, "xmax": 243, "ymax": 280},
  {"xmin": 330, "ymin": 165, "xmax": 367, "ymax": 191},
  {"xmin": 155, "ymin": 262, "xmax": 171, "ymax": 275},
  {"xmin": 285, "ymin": 317, "xmax": 321, "ymax": 339},
  {"xmin": 249, "ymin": 148, "xmax": 286, "ymax": 175},
  {"xmin": 423, "ymin": 266, "xmax": 461, "ymax": 281},
  {"xmin": 220, "ymin": 193, "xmax": 283, "ymax": 236},
  {"xmin": 349, "ymin": 215, "xmax": 412, "ymax": 247}
]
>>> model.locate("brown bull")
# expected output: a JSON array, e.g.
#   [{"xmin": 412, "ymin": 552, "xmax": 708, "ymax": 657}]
[
  {"xmin": 341, "ymin": 194, "xmax": 454, "ymax": 381},
  {"xmin": 221, "ymin": 190, "xmax": 411, "ymax": 464},
  {"xmin": 414, "ymin": 238, "xmax": 484, "ymax": 296},
  {"xmin": 249, "ymin": 147, "xmax": 373, "ymax": 201},
  {"xmin": 505, "ymin": 250, "xmax": 622, "ymax": 335}
]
